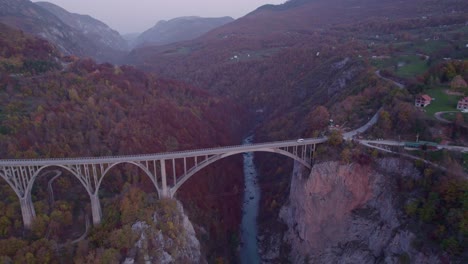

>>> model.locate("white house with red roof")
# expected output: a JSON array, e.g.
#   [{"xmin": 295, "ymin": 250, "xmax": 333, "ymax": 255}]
[{"xmin": 415, "ymin": 94, "xmax": 432, "ymax": 108}]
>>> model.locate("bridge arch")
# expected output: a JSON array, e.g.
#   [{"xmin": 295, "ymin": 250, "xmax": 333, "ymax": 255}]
[
  {"xmin": 27, "ymin": 165, "xmax": 90, "ymax": 197},
  {"xmin": 23, "ymin": 165, "xmax": 92, "ymax": 229},
  {"xmin": 0, "ymin": 170, "xmax": 23, "ymax": 198},
  {"xmin": 171, "ymin": 148, "xmax": 311, "ymax": 196},
  {"xmin": 97, "ymin": 161, "xmax": 160, "ymax": 198}
]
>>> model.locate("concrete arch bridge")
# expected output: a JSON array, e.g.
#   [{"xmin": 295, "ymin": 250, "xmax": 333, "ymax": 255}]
[{"xmin": 0, "ymin": 138, "xmax": 326, "ymax": 229}]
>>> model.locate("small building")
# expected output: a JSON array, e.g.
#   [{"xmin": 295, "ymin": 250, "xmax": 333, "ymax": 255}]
[
  {"xmin": 415, "ymin": 94, "xmax": 432, "ymax": 107},
  {"xmin": 404, "ymin": 141, "xmax": 438, "ymax": 151},
  {"xmin": 457, "ymin": 97, "xmax": 468, "ymax": 111}
]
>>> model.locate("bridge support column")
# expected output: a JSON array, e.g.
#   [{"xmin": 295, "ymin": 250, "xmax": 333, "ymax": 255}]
[
  {"xmin": 160, "ymin": 160, "xmax": 170, "ymax": 198},
  {"xmin": 90, "ymin": 193, "xmax": 102, "ymax": 226},
  {"xmin": 20, "ymin": 192, "xmax": 36, "ymax": 229}
]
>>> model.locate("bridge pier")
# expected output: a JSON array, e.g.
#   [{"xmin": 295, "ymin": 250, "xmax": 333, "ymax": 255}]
[
  {"xmin": 160, "ymin": 159, "xmax": 171, "ymax": 198},
  {"xmin": 90, "ymin": 193, "xmax": 102, "ymax": 225},
  {"xmin": 19, "ymin": 192, "xmax": 36, "ymax": 229}
]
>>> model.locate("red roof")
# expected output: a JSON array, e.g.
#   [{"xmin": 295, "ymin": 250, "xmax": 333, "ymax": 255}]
[
  {"xmin": 417, "ymin": 94, "xmax": 432, "ymax": 101},
  {"xmin": 421, "ymin": 95, "xmax": 432, "ymax": 101},
  {"xmin": 460, "ymin": 97, "xmax": 468, "ymax": 103}
]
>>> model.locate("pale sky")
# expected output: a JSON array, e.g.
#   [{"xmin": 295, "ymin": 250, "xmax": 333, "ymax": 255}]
[{"xmin": 32, "ymin": 0, "xmax": 286, "ymax": 34}]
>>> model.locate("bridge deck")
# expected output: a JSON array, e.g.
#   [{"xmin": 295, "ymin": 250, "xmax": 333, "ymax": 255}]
[{"xmin": 0, "ymin": 138, "xmax": 327, "ymax": 166}]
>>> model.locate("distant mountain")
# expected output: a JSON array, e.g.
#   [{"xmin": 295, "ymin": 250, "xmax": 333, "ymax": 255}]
[
  {"xmin": 36, "ymin": 1, "xmax": 128, "ymax": 51},
  {"xmin": 253, "ymin": 0, "xmax": 313, "ymax": 12},
  {"xmin": 134, "ymin": 16, "xmax": 234, "ymax": 47},
  {"xmin": 0, "ymin": 0, "xmax": 125, "ymax": 63}
]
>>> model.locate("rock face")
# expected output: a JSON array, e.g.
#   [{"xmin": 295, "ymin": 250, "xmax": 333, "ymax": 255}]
[
  {"xmin": 134, "ymin": 16, "xmax": 234, "ymax": 47},
  {"xmin": 280, "ymin": 161, "xmax": 374, "ymax": 262},
  {"xmin": 124, "ymin": 200, "xmax": 203, "ymax": 264},
  {"xmin": 0, "ymin": 0, "xmax": 125, "ymax": 63},
  {"xmin": 262, "ymin": 159, "xmax": 445, "ymax": 263},
  {"xmin": 36, "ymin": 2, "xmax": 128, "ymax": 51}
]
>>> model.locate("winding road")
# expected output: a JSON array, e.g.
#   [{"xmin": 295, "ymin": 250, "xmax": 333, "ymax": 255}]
[
  {"xmin": 375, "ymin": 70, "xmax": 405, "ymax": 89},
  {"xmin": 434, "ymin": 111, "xmax": 455, "ymax": 124},
  {"xmin": 343, "ymin": 108, "xmax": 381, "ymax": 140},
  {"xmin": 44, "ymin": 170, "xmax": 90, "ymax": 245}
]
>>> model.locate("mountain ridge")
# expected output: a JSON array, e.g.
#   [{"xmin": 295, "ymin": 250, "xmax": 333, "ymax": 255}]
[{"xmin": 134, "ymin": 16, "xmax": 234, "ymax": 48}]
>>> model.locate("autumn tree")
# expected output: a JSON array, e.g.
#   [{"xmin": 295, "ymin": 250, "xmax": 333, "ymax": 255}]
[
  {"xmin": 328, "ymin": 130, "xmax": 343, "ymax": 146},
  {"xmin": 305, "ymin": 106, "xmax": 330, "ymax": 137}
]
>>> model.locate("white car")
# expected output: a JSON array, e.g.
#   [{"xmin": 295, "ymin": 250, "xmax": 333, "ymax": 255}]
[{"xmin": 297, "ymin": 138, "xmax": 304, "ymax": 143}]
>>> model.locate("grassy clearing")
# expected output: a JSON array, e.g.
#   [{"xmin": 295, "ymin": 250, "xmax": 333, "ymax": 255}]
[
  {"xmin": 424, "ymin": 88, "xmax": 462, "ymax": 116},
  {"xmin": 371, "ymin": 54, "xmax": 429, "ymax": 79},
  {"xmin": 394, "ymin": 55, "xmax": 429, "ymax": 78},
  {"xmin": 416, "ymin": 40, "xmax": 451, "ymax": 54}
]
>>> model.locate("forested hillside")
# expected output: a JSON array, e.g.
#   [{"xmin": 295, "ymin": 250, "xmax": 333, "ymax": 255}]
[
  {"xmin": 127, "ymin": 0, "xmax": 468, "ymax": 142},
  {"xmin": 1, "ymin": 0, "xmax": 467, "ymax": 262},
  {"xmin": 126, "ymin": 0, "xmax": 468, "ymax": 261},
  {"xmin": 0, "ymin": 22, "xmax": 247, "ymax": 262}
]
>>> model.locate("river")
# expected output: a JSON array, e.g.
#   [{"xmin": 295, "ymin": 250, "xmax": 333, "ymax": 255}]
[{"xmin": 240, "ymin": 135, "xmax": 261, "ymax": 263}]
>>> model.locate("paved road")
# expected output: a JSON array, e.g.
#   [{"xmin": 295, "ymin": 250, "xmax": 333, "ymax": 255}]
[
  {"xmin": 47, "ymin": 171, "xmax": 62, "ymax": 206},
  {"xmin": 359, "ymin": 139, "xmax": 468, "ymax": 153},
  {"xmin": 343, "ymin": 108, "xmax": 381, "ymax": 140},
  {"xmin": 0, "ymin": 137, "xmax": 328, "ymax": 166},
  {"xmin": 434, "ymin": 111, "xmax": 468, "ymax": 129},
  {"xmin": 359, "ymin": 139, "xmax": 467, "ymax": 178},
  {"xmin": 44, "ymin": 170, "xmax": 90, "ymax": 245},
  {"xmin": 375, "ymin": 70, "xmax": 405, "ymax": 89},
  {"xmin": 434, "ymin": 111, "xmax": 456, "ymax": 124},
  {"xmin": 340, "ymin": 69, "xmax": 408, "ymax": 140}
]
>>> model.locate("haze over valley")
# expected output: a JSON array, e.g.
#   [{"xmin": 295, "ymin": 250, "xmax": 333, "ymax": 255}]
[{"xmin": 0, "ymin": 0, "xmax": 467, "ymax": 263}]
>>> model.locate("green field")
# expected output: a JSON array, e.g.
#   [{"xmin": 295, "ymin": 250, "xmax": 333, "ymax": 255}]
[
  {"xmin": 394, "ymin": 55, "xmax": 429, "ymax": 78},
  {"xmin": 424, "ymin": 88, "xmax": 462, "ymax": 116},
  {"xmin": 415, "ymin": 40, "xmax": 451, "ymax": 54},
  {"xmin": 371, "ymin": 54, "xmax": 429, "ymax": 79}
]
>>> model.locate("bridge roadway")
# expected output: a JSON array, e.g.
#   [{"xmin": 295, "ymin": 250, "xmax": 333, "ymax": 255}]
[
  {"xmin": 0, "ymin": 137, "xmax": 326, "ymax": 229},
  {"xmin": 0, "ymin": 138, "xmax": 327, "ymax": 166}
]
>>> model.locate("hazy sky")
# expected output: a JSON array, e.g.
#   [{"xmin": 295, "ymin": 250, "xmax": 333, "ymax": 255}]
[{"xmin": 32, "ymin": 0, "xmax": 285, "ymax": 34}]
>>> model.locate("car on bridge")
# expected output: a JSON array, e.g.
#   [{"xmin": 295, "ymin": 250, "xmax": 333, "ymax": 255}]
[{"xmin": 297, "ymin": 138, "xmax": 304, "ymax": 143}]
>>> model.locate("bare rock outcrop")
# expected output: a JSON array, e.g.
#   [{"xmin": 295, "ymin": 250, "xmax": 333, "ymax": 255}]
[
  {"xmin": 280, "ymin": 162, "xmax": 374, "ymax": 261},
  {"xmin": 124, "ymin": 200, "xmax": 203, "ymax": 264},
  {"xmin": 273, "ymin": 159, "xmax": 444, "ymax": 263}
]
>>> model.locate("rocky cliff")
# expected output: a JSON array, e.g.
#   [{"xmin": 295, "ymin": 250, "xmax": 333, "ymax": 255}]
[
  {"xmin": 0, "ymin": 0, "xmax": 126, "ymax": 63},
  {"xmin": 260, "ymin": 159, "xmax": 447, "ymax": 263},
  {"xmin": 124, "ymin": 200, "xmax": 203, "ymax": 264},
  {"xmin": 36, "ymin": 1, "xmax": 128, "ymax": 51}
]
